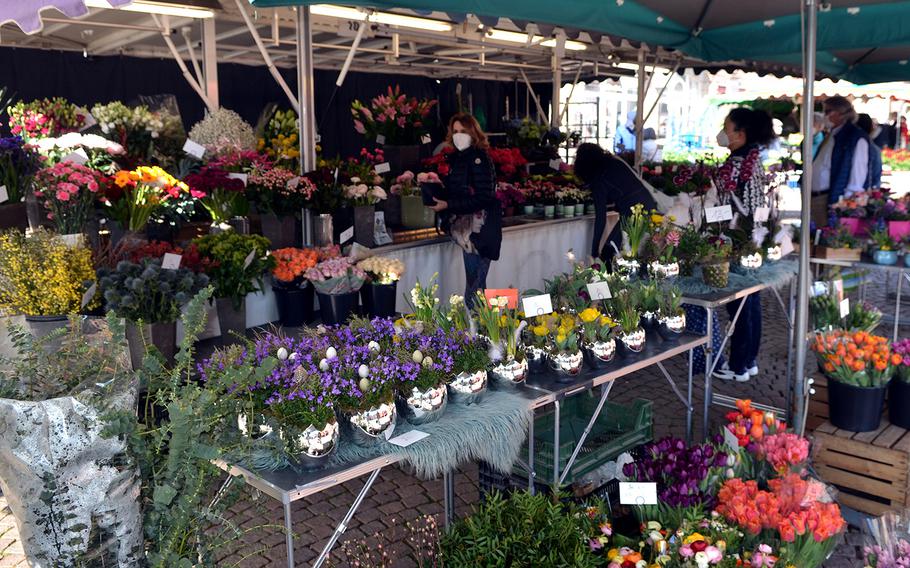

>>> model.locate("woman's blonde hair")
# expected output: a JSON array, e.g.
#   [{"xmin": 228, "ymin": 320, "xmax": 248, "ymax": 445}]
[{"xmin": 445, "ymin": 113, "xmax": 490, "ymax": 150}]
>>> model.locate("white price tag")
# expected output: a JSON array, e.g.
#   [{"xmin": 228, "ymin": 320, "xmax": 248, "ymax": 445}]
[
  {"xmin": 62, "ymin": 148, "xmax": 89, "ymax": 165},
  {"xmin": 421, "ymin": 134, "xmax": 432, "ymax": 145},
  {"xmin": 586, "ymin": 281, "xmax": 612, "ymax": 301},
  {"xmin": 0, "ymin": 186, "xmax": 8, "ymax": 204},
  {"xmin": 162, "ymin": 253, "xmax": 182, "ymax": 270},
  {"xmin": 619, "ymin": 482, "xmax": 658, "ymax": 505},
  {"xmin": 60, "ymin": 233, "xmax": 83, "ymax": 247},
  {"xmin": 754, "ymin": 207, "xmax": 770, "ymax": 222},
  {"xmin": 723, "ymin": 425, "xmax": 740, "ymax": 449},
  {"xmin": 840, "ymin": 298, "xmax": 850, "ymax": 319},
  {"xmin": 388, "ymin": 429, "xmax": 430, "ymax": 447},
  {"xmin": 242, "ymin": 249, "xmax": 257, "ymax": 269},
  {"xmin": 374, "ymin": 211, "xmax": 392, "ymax": 246},
  {"xmin": 374, "ymin": 162, "xmax": 391, "ymax": 174},
  {"xmin": 227, "ymin": 173, "xmax": 248, "ymax": 185},
  {"xmin": 705, "ymin": 205, "xmax": 733, "ymax": 223},
  {"xmin": 340, "ymin": 226, "xmax": 354, "ymax": 244},
  {"xmin": 549, "ymin": 158, "xmax": 562, "ymax": 171},
  {"xmin": 814, "ymin": 229, "xmax": 822, "ymax": 246},
  {"xmin": 832, "ymin": 279, "xmax": 845, "ymax": 302},
  {"xmin": 375, "ymin": 134, "xmax": 386, "ymax": 145},
  {"xmin": 521, "ymin": 294, "xmax": 553, "ymax": 316},
  {"xmin": 182, "ymin": 139, "xmax": 206, "ymax": 159},
  {"xmin": 80, "ymin": 282, "xmax": 97, "ymax": 309},
  {"xmin": 383, "ymin": 421, "xmax": 396, "ymax": 440}
]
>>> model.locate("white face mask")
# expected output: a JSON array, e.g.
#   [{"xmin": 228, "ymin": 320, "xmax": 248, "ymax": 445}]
[
  {"xmin": 453, "ymin": 132, "xmax": 472, "ymax": 151},
  {"xmin": 716, "ymin": 129, "xmax": 730, "ymax": 148}
]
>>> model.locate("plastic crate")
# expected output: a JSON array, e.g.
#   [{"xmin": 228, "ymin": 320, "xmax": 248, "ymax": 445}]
[{"xmin": 515, "ymin": 396, "xmax": 652, "ymax": 486}]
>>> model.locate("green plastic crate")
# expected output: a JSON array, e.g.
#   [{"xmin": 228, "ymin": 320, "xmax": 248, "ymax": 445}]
[{"xmin": 516, "ymin": 396, "xmax": 652, "ymax": 486}]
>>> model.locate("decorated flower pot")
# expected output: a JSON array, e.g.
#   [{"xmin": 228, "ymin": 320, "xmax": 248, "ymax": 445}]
[
  {"xmin": 575, "ymin": 203, "xmax": 585, "ymax": 216},
  {"xmin": 398, "ymin": 383, "xmax": 448, "ymax": 425},
  {"xmin": 828, "ymin": 378, "xmax": 886, "ymax": 432},
  {"xmin": 874, "ymin": 249, "xmax": 899, "ymax": 265},
  {"xmin": 765, "ymin": 245, "xmax": 783, "ymax": 262},
  {"xmin": 889, "ymin": 220, "xmax": 910, "ymax": 241},
  {"xmin": 215, "ymin": 297, "xmax": 247, "ymax": 342},
  {"xmin": 639, "ymin": 311, "xmax": 660, "ymax": 333},
  {"xmin": 316, "ymin": 291, "xmax": 358, "ymax": 326},
  {"xmin": 739, "ymin": 252, "xmax": 763, "ymax": 272},
  {"xmin": 237, "ymin": 413, "xmax": 274, "ymax": 440},
  {"xmin": 543, "ymin": 205, "xmax": 555, "ymax": 219},
  {"xmin": 889, "ymin": 380, "xmax": 910, "ymax": 430},
  {"xmin": 657, "ymin": 312, "xmax": 686, "ymax": 341},
  {"xmin": 613, "ymin": 256, "xmax": 641, "ymax": 280},
  {"xmin": 448, "ymin": 369, "xmax": 487, "ymax": 405},
  {"xmin": 346, "ymin": 399, "xmax": 397, "ymax": 446},
  {"xmin": 273, "ymin": 284, "xmax": 315, "ymax": 327},
  {"xmin": 525, "ymin": 345, "xmax": 549, "ymax": 373},
  {"xmin": 401, "ymin": 195, "xmax": 435, "ymax": 229},
  {"xmin": 701, "ymin": 261, "xmax": 730, "ymax": 288},
  {"xmin": 550, "ymin": 350, "xmax": 583, "ymax": 382},
  {"xmin": 522, "ymin": 205, "xmax": 535, "ymax": 216},
  {"xmin": 555, "ymin": 204, "xmax": 565, "ymax": 217},
  {"xmin": 260, "ymin": 212, "xmax": 298, "ymax": 249},
  {"xmin": 839, "ymin": 217, "xmax": 870, "ymax": 237},
  {"xmin": 618, "ymin": 328, "xmax": 646, "ymax": 356},
  {"xmin": 124, "ymin": 321, "xmax": 177, "ymax": 370},
  {"xmin": 353, "ymin": 205, "xmax": 375, "ymax": 248},
  {"xmin": 283, "ymin": 419, "xmax": 340, "ymax": 470},
  {"xmin": 583, "ymin": 339, "xmax": 616, "ymax": 369},
  {"xmin": 361, "ymin": 282, "xmax": 398, "ymax": 319},
  {"xmin": 490, "ymin": 356, "xmax": 529, "ymax": 386},
  {"xmin": 648, "ymin": 261, "xmax": 679, "ymax": 281},
  {"xmin": 563, "ymin": 205, "xmax": 576, "ymax": 218}
]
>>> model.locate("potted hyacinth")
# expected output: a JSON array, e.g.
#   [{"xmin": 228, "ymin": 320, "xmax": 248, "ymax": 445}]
[
  {"xmin": 356, "ymin": 255, "xmax": 405, "ymax": 319},
  {"xmin": 270, "ymin": 247, "xmax": 319, "ymax": 326},
  {"xmin": 578, "ymin": 306, "xmax": 616, "ymax": 369},
  {"xmin": 393, "ymin": 170, "xmax": 435, "ymax": 229},
  {"xmin": 305, "ymin": 256, "xmax": 366, "ymax": 325},
  {"xmin": 343, "ymin": 181, "xmax": 387, "ymax": 248}
]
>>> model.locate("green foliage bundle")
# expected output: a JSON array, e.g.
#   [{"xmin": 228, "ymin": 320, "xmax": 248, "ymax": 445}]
[{"xmin": 193, "ymin": 231, "xmax": 275, "ymax": 308}]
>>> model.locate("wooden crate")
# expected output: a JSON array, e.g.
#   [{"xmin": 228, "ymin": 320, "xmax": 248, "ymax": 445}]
[
  {"xmin": 812, "ymin": 420, "xmax": 910, "ymax": 516},
  {"xmin": 806, "ymin": 376, "xmax": 830, "ymax": 432},
  {"xmin": 813, "ymin": 246, "xmax": 863, "ymax": 262}
]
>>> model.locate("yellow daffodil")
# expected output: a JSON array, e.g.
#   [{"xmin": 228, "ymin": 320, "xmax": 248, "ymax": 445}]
[
  {"xmin": 599, "ymin": 315, "xmax": 615, "ymax": 327},
  {"xmin": 556, "ymin": 334, "xmax": 566, "ymax": 344},
  {"xmin": 532, "ymin": 325, "xmax": 548, "ymax": 337},
  {"xmin": 578, "ymin": 307, "xmax": 601, "ymax": 323}
]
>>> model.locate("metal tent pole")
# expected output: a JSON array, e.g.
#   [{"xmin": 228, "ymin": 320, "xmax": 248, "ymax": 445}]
[
  {"xmin": 297, "ymin": 6, "xmax": 318, "ymax": 246},
  {"xmin": 201, "ymin": 17, "xmax": 219, "ymax": 108},
  {"xmin": 634, "ymin": 48, "xmax": 646, "ymax": 171},
  {"xmin": 794, "ymin": 0, "xmax": 817, "ymax": 436},
  {"xmin": 551, "ymin": 34, "xmax": 564, "ymax": 127}
]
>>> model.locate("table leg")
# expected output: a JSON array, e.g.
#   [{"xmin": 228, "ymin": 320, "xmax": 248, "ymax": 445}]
[
  {"xmin": 703, "ymin": 307, "xmax": 713, "ymax": 439},
  {"xmin": 528, "ymin": 407, "xmax": 536, "ymax": 495},
  {"xmin": 894, "ymin": 271, "xmax": 903, "ymax": 342},
  {"xmin": 443, "ymin": 470, "xmax": 455, "ymax": 529},
  {"xmin": 313, "ymin": 468, "xmax": 383, "ymax": 568},
  {"xmin": 687, "ymin": 348, "xmax": 694, "ymax": 444},
  {"xmin": 552, "ymin": 400, "xmax": 561, "ymax": 487},
  {"xmin": 283, "ymin": 500, "xmax": 295, "ymax": 568},
  {"xmin": 558, "ymin": 381, "xmax": 615, "ymax": 486}
]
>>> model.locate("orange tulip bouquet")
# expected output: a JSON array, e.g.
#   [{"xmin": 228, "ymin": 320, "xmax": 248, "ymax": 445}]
[
  {"xmin": 812, "ymin": 330, "xmax": 901, "ymax": 388},
  {"xmin": 271, "ymin": 247, "xmax": 319, "ymax": 289}
]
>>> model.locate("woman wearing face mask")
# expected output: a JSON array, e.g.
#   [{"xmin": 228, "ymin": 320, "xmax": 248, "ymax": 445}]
[
  {"xmin": 429, "ymin": 113, "xmax": 501, "ymax": 308},
  {"xmin": 710, "ymin": 107, "xmax": 775, "ymax": 383}
]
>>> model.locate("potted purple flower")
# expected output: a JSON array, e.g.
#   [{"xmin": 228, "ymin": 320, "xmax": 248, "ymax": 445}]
[{"xmin": 0, "ymin": 136, "xmax": 41, "ymax": 231}]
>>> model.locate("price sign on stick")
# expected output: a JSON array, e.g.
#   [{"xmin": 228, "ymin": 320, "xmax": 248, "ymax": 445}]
[
  {"xmin": 484, "ymin": 289, "xmax": 518, "ymax": 309},
  {"xmin": 340, "ymin": 226, "xmax": 354, "ymax": 244},
  {"xmin": 840, "ymin": 298, "xmax": 850, "ymax": 319},
  {"xmin": 81, "ymin": 282, "xmax": 97, "ymax": 309},
  {"xmin": 705, "ymin": 205, "xmax": 733, "ymax": 223},
  {"xmin": 182, "ymin": 139, "xmax": 206, "ymax": 159},
  {"xmin": 0, "ymin": 186, "xmax": 8, "ymax": 204},
  {"xmin": 162, "ymin": 253, "xmax": 182, "ymax": 270},
  {"xmin": 375, "ymin": 134, "xmax": 386, "ymax": 145},
  {"xmin": 374, "ymin": 162, "xmax": 391, "ymax": 174},
  {"xmin": 421, "ymin": 134, "xmax": 432, "ymax": 145},
  {"xmin": 587, "ymin": 281, "xmax": 612, "ymax": 300},
  {"xmin": 619, "ymin": 482, "xmax": 657, "ymax": 505},
  {"xmin": 521, "ymin": 294, "xmax": 553, "ymax": 316}
]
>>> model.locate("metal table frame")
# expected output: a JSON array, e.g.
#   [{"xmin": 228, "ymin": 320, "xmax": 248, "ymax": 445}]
[
  {"xmin": 514, "ymin": 334, "xmax": 707, "ymax": 493},
  {"xmin": 682, "ymin": 277, "xmax": 797, "ymax": 438},
  {"xmin": 810, "ymin": 256, "xmax": 910, "ymax": 342}
]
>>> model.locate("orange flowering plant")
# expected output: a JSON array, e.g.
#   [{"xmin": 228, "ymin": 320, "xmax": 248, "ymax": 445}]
[
  {"xmin": 271, "ymin": 247, "xmax": 318, "ymax": 287},
  {"xmin": 104, "ymin": 165, "xmax": 202, "ymax": 231},
  {"xmin": 811, "ymin": 330, "xmax": 901, "ymax": 387}
]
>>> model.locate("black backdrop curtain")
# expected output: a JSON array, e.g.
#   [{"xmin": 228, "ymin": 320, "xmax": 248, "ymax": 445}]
[{"xmin": 0, "ymin": 47, "xmax": 552, "ymax": 160}]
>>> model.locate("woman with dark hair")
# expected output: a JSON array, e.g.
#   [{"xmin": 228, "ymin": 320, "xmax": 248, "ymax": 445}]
[
  {"xmin": 573, "ymin": 142, "xmax": 656, "ymax": 262},
  {"xmin": 857, "ymin": 113, "xmax": 883, "ymax": 188},
  {"xmin": 429, "ymin": 113, "xmax": 501, "ymax": 308},
  {"xmin": 709, "ymin": 107, "xmax": 775, "ymax": 382}
]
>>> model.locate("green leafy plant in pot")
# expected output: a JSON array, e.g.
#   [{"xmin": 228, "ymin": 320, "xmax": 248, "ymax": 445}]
[
  {"xmin": 98, "ymin": 258, "xmax": 209, "ymax": 369},
  {"xmin": 657, "ymin": 285, "xmax": 686, "ymax": 340},
  {"xmin": 870, "ymin": 228, "xmax": 899, "ymax": 265},
  {"xmin": 473, "ymin": 291, "xmax": 528, "ymax": 386},
  {"xmin": 193, "ymin": 231, "xmax": 274, "ymax": 340},
  {"xmin": 449, "ymin": 332, "xmax": 491, "ymax": 404},
  {"xmin": 614, "ymin": 287, "xmax": 645, "ymax": 355}
]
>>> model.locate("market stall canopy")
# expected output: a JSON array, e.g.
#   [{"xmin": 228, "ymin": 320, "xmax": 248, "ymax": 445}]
[{"xmin": 708, "ymin": 76, "xmax": 910, "ymax": 104}]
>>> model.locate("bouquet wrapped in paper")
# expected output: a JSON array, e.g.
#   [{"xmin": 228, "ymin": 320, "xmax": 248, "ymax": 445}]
[{"xmin": 304, "ymin": 257, "xmax": 366, "ymax": 295}]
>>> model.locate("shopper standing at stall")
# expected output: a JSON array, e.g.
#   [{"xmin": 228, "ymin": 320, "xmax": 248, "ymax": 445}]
[
  {"xmin": 712, "ymin": 107, "xmax": 775, "ymax": 382},
  {"xmin": 429, "ymin": 113, "xmax": 501, "ymax": 309},
  {"xmin": 857, "ymin": 113, "xmax": 883, "ymax": 189}
]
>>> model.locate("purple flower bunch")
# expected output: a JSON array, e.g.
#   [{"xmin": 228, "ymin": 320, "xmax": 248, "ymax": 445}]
[
  {"xmin": 865, "ymin": 539, "xmax": 910, "ymax": 568},
  {"xmin": 0, "ymin": 135, "xmax": 41, "ymax": 203},
  {"xmin": 894, "ymin": 339, "xmax": 910, "ymax": 383},
  {"xmin": 622, "ymin": 436, "xmax": 730, "ymax": 509}
]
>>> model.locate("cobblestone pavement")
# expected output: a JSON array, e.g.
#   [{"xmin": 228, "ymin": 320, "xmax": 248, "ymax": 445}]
[{"xmin": 0, "ymin": 292, "xmax": 873, "ymax": 566}]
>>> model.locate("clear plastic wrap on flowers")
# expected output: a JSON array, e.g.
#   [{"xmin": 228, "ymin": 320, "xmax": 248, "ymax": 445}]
[
  {"xmin": 305, "ymin": 257, "xmax": 366, "ymax": 295},
  {"xmin": 864, "ymin": 510, "xmax": 910, "ymax": 567}
]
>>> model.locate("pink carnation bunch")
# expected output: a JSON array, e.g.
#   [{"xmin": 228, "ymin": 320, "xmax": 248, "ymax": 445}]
[{"xmin": 34, "ymin": 161, "xmax": 107, "ymax": 233}]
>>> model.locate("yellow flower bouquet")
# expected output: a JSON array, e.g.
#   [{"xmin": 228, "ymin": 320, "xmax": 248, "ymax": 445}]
[{"xmin": 0, "ymin": 229, "xmax": 97, "ymax": 316}]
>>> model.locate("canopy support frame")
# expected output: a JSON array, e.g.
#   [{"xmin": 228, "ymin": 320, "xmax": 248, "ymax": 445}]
[
  {"xmin": 234, "ymin": 0, "xmax": 300, "ymax": 113},
  {"xmin": 151, "ymin": 14, "xmax": 215, "ymax": 112}
]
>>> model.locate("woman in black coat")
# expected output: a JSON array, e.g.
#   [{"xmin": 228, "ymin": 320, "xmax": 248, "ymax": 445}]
[
  {"xmin": 430, "ymin": 113, "xmax": 501, "ymax": 308},
  {"xmin": 573, "ymin": 143, "xmax": 656, "ymax": 262}
]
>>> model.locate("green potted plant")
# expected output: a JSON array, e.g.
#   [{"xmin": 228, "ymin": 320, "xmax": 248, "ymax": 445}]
[
  {"xmin": 193, "ymin": 231, "xmax": 274, "ymax": 340},
  {"xmin": 525, "ymin": 314, "xmax": 553, "ymax": 373},
  {"xmin": 729, "ymin": 226, "xmax": 763, "ymax": 272},
  {"xmin": 448, "ymin": 333, "xmax": 491, "ymax": 405},
  {"xmin": 614, "ymin": 287, "xmax": 645, "ymax": 355},
  {"xmin": 809, "ymin": 290, "xmax": 841, "ymax": 331},
  {"xmin": 638, "ymin": 281, "xmax": 661, "ymax": 331},
  {"xmin": 578, "ymin": 306, "xmax": 616, "ymax": 368},
  {"xmin": 547, "ymin": 312, "xmax": 582, "ymax": 379},
  {"xmin": 616, "ymin": 203, "xmax": 647, "ymax": 278},
  {"xmin": 473, "ymin": 291, "xmax": 528, "ymax": 385},
  {"xmin": 98, "ymin": 258, "xmax": 209, "ymax": 368},
  {"xmin": 869, "ymin": 228, "xmax": 899, "ymax": 265},
  {"xmin": 815, "ymin": 225, "xmax": 861, "ymax": 261},
  {"xmin": 698, "ymin": 234, "xmax": 733, "ymax": 288},
  {"xmin": 657, "ymin": 285, "xmax": 686, "ymax": 340},
  {"xmin": 644, "ymin": 212, "xmax": 681, "ymax": 280},
  {"xmin": 676, "ymin": 224, "xmax": 704, "ymax": 277}
]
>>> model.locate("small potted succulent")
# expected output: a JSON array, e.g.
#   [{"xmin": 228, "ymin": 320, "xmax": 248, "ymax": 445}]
[
  {"xmin": 548, "ymin": 313, "xmax": 583, "ymax": 381},
  {"xmin": 615, "ymin": 203, "xmax": 647, "ymax": 279},
  {"xmin": 698, "ymin": 234, "xmax": 733, "ymax": 289},
  {"xmin": 578, "ymin": 306, "xmax": 616, "ymax": 369},
  {"xmin": 869, "ymin": 228, "xmax": 899, "ymax": 265},
  {"xmin": 356, "ymin": 255, "xmax": 405, "ymax": 319},
  {"xmin": 614, "ymin": 289, "xmax": 645, "ymax": 355},
  {"xmin": 270, "ymin": 247, "xmax": 319, "ymax": 326},
  {"xmin": 305, "ymin": 256, "xmax": 366, "ymax": 326},
  {"xmin": 657, "ymin": 286, "xmax": 686, "ymax": 341}
]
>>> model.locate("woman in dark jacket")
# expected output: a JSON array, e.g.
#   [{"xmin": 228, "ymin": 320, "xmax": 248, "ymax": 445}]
[
  {"xmin": 573, "ymin": 142, "xmax": 656, "ymax": 262},
  {"xmin": 430, "ymin": 113, "xmax": 501, "ymax": 308}
]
